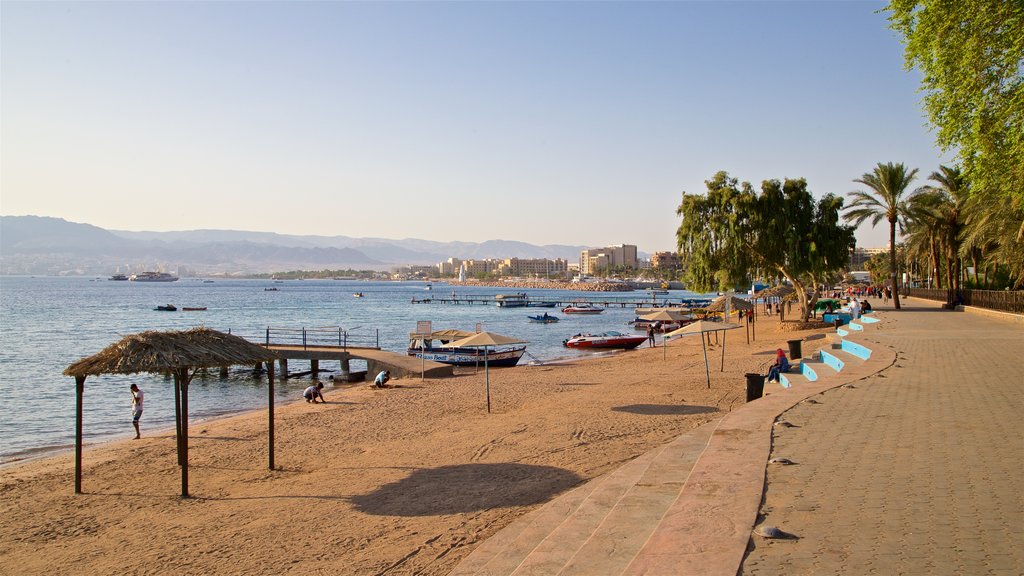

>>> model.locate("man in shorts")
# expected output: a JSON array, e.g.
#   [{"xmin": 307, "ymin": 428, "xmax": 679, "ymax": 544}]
[{"xmin": 130, "ymin": 384, "xmax": 144, "ymax": 439}]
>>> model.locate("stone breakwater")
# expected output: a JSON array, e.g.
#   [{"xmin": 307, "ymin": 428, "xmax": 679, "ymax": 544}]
[{"xmin": 446, "ymin": 280, "xmax": 634, "ymax": 292}]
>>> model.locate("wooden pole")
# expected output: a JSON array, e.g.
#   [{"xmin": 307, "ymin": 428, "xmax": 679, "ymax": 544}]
[
  {"xmin": 268, "ymin": 361, "xmax": 275, "ymax": 470},
  {"xmin": 485, "ymin": 346, "xmax": 491, "ymax": 414},
  {"xmin": 75, "ymin": 375, "xmax": 85, "ymax": 494},
  {"xmin": 701, "ymin": 337, "xmax": 711, "ymax": 389},
  {"xmin": 721, "ymin": 329, "xmax": 727, "ymax": 372},
  {"xmin": 179, "ymin": 367, "xmax": 190, "ymax": 498},
  {"xmin": 174, "ymin": 371, "xmax": 183, "ymax": 466}
]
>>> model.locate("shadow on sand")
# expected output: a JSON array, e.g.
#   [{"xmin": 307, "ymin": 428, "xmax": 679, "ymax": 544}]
[
  {"xmin": 611, "ymin": 404, "xmax": 718, "ymax": 416},
  {"xmin": 350, "ymin": 463, "xmax": 583, "ymax": 516}
]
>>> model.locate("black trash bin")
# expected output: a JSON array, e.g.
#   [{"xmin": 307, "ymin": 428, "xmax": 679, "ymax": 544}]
[
  {"xmin": 745, "ymin": 372, "xmax": 766, "ymax": 402},
  {"xmin": 787, "ymin": 338, "xmax": 803, "ymax": 359}
]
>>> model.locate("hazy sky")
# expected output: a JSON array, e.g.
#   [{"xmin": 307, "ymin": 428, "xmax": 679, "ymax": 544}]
[{"xmin": 1, "ymin": 1, "xmax": 950, "ymax": 253}]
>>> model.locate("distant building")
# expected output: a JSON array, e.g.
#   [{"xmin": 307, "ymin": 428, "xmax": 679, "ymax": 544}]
[
  {"xmin": 848, "ymin": 247, "xmax": 887, "ymax": 270},
  {"xmin": 650, "ymin": 251, "xmax": 682, "ymax": 271},
  {"xmin": 579, "ymin": 244, "xmax": 638, "ymax": 275},
  {"xmin": 498, "ymin": 258, "xmax": 568, "ymax": 277}
]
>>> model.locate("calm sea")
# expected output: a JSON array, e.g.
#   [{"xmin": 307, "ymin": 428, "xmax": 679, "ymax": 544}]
[{"xmin": 0, "ymin": 276, "xmax": 712, "ymax": 464}]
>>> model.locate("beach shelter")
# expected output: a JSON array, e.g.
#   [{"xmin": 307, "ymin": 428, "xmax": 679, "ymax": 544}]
[
  {"xmin": 664, "ymin": 320, "xmax": 742, "ymax": 389},
  {"xmin": 64, "ymin": 328, "xmax": 279, "ymax": 497},
  {"xmin": 639, "ymin": 309, "xmax": 691, "ymax": 359},
  {"xmin": 441, "ymin": 331, "xmax": 528, "ymax": 413},
  {"xmin": 705, "ymin": 295, "xmax": 755, "ymax": 342}
]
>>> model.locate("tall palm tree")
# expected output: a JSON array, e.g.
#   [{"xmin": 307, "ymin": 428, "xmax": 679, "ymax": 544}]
[
  {"xmin": 844, "ymin": 162, "xmax": 920, "ymax": 309},
  {"xmin": 914, "ymin": 165, "xmax": 970, "ymax": 303}
]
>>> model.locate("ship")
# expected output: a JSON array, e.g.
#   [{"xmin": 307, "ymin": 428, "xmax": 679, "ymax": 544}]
[{"xmin": 130, "ymin": 272, "xmax": 179, "ymax": 282}]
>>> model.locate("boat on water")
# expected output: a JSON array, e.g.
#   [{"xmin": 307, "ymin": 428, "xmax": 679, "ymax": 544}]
[
  {"xmin": 563, "ymin": 331, "xmax": 647, "ymax": 350},
  {"xmin": 407, "ymin": 329, "xmax": 526, "ymax": 367},
  {"xmin": 182, "ymin": 307, "xmax": 207, "ymax": 311},
  {"xmin": 528, "ymin": 313, "xmax": 559, "ymax": 324},
  {"xmin": 264, "ymin": 287, "xmax": 279, "ymax": 291},
  {"xmin": 130, "ymin": 271, "xmax": 179, "ymax": 282},
  {"xmin": 109, "ymin": 274, "xmax": 128, "ymax": 281},
  {"xmin": 495, "ymin": 293, "xmax": 529, "ymax": 308},
  {"xmin": 526, "ymin": 301, "xmax": 558, "ymax": 308},
  {"xmin": 562, "ymin": 302, "xmax": 604, "ymax": 314},
  {"xmin": 154, "ymin": 304, "xmax": 177, "ymax": 311},
  {"xmin": 353, "ymin": 292, "xmax": 364, "ymax": 298}
]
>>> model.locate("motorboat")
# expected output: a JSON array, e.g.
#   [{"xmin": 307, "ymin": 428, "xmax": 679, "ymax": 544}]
[
  {"xmin": 353, "ymin": 292, "xmax": 364, "ymax": 298},
  {"xmin": 407, "ymin": 329, "xmax": 526, "ymax": 367},
  {"xmin": 563, "ymin": 331, "xmax": 647, "ymax": 349},
  {"xmin": 264, "ymin": 287, "xmax": 279, "ymax": 291},
  {"xmin": 182, "ymin": 307, "xmax": 207, "ymax": 311},
  {"xmin": 528, "ymin": 313, "xmax": 559, "ymax": 324},
  {"xmin": 495, "ymin": 293, "xmax": 528, "ymax": 308},
  {"xmin": 562, "ymin": 302, "xmax": 604, "ymax": 314},
  {"xmin": 109, "ymin": 274, "xmax": 128, "ymax": 281},
  {"xmin": 154, "ymin": 304, "xmax": 177, "ymax": 311},
  {"xmin": 526, "ymin": 301, "xmax": 558, "ymax": 308}
]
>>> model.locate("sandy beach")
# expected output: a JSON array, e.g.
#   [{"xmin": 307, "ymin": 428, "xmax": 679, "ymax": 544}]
[{"xmin": 0, "ymin": 315, "xmax": 824, "ymax": 575}]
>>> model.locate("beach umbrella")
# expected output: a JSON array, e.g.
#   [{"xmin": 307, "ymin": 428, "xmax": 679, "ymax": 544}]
[
  {"xmin": 64, "ymin": 328, "xmax": 278, "ymax": 497},
  {"xmin": 639, "ymin": 310, "xmax": 690, "ymax": 359},
  {"xmin": 664, "ymin": 320, "xmax": 742, "ymax": 389},
  {"xmin": 705, "ymin": 295, "xmax": 756, "ymax": 342},
  {"xmin": 441, "ymin": 331, "xmax": 528, "ymax": 413}
]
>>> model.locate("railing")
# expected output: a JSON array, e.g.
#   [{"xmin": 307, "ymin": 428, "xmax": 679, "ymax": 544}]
[
  {"xmin": 905, "ymin": 288, "xmax": 1024, "ymax": 313},
  {"xmin": 264, "ymin": 326, "xmax": 380, "ymax": 350}
]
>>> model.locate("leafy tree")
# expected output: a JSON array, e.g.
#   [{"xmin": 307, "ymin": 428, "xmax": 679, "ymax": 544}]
[
  {"xmin": 844, "ymin": 162, "xmax": 920, "ymax": 309},
  {"xmin": 886, "ymin": 1, "xmax": 1024, "ymax": 216},
  {"xmin": 676, "ymin": 171, "xmax": 855, "ymax": 321},
  {"xmin": 912, "ymin": 165, "xmax": 970, "ymax": 301}
]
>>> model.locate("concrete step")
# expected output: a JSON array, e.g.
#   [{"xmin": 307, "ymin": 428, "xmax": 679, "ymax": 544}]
[{"xmin": 451, "ymin": 420, "xmax": 720, "ymax": 575}]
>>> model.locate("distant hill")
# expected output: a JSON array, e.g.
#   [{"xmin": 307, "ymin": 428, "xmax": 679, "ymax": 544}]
[{"xmin": 0, "ymin": 216, "xmax": 593, "ymax": 276}]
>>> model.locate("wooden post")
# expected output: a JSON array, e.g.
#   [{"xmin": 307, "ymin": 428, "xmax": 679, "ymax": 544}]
[
  {"xmin": 179, "ymin": 367, "xmax": 190, "ymax": 498},
  {"xmin": 75, "ymin": 375, "xmax": 85, "ymax": 494},
  {"xmin": 174, "ymin": 372, "xmax": 183, "ymax": 466},
  {"xmin": 310, "ymin": 359, "xmax": 319, "ymax": 378},
  {"xmin": 279, "ymin": 359, "xmax": 288, "ymax": 379},
  {"xmin": 268, "ymin": 361, "xmax": 275, "ymax": 470},
  {"xmin": 219, "ymin": 366, "xmax": 229, "ymax": 378}
]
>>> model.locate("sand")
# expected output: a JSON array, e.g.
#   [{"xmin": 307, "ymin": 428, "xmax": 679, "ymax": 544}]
[{"xmin": 0, "ymin": 316, "xmax": 821, "ymax": 575}]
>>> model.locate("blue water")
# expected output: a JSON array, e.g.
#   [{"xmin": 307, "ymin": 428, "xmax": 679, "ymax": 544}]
[{"xmin": 0, "ymin": 276, "xmax": 713, "ymax": 463}]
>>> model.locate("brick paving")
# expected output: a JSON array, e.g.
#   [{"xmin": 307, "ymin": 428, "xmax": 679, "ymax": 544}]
[{"xmin": 742, "ymin": 299, "xmax": 1024, "ymax": 575}]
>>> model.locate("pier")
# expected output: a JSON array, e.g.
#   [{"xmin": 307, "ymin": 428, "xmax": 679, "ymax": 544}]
[
  {"xmin": 410, "ymin": 296, "xmax": 713, "ymax": 309},
  {"xmin": 259, "ymin": 326, "xmax": 454, "ymax": 380}
]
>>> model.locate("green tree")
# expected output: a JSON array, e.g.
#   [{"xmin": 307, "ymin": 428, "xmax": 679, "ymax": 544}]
[
  {"xmin": 677, "ymin": 171, "xmax": 855, "ymax": 321},
  {"xmin": 844, "ymin": 162, "xmax": 920, "ymax": 309},
  {"xmin": 886, "ymin": 1, "xmax": 1024, "ymax": 216},
  {"xmin": 912, "ymin": 165, "xmax": 970, "ymax": 302}
]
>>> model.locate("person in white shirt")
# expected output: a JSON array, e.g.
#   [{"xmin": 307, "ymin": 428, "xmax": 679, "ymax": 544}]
[{"xmin": 130, "ymin": 384, "xmax": 144, "ymax": 439}]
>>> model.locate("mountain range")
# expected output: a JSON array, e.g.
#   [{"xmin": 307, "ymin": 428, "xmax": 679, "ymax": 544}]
[{"xmin": 0, "ymin": 215, "xmax": 598, "ymax": 276}]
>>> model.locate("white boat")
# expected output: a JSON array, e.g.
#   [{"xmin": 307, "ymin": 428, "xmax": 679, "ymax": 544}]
[
  {"xmin": 563, "ymin": 331, "xmax": 647, "ymax": 349},
  {"xmin": 562, "ymin": 302, "xmax": 604, "ymax": 314},
  {"xmin": 408, "ymin": 330, "xmax": 526, "ymax": 367},
  {"xmin": 495, "ymin": 293, "xmax": 528, "ymax": 308}
]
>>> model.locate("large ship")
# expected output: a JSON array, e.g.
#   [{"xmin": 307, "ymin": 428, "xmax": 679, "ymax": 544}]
[{"xmin": 129, "ymin": 271, "xmax": 179, "ymax": 282}]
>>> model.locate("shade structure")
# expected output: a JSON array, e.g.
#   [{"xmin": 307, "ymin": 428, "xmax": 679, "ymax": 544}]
[
  {"xmin": 664, "ymin": 321, "xmax": 742, "ymax": 388},
  {"xmin": 441, "ymin": 331, "xmax": 528, "ymax": 413},
  {"xmin": 754, "ymin": 284, "xmax": 795, "ymax": 299},
  {"xmin": 639, "ymin": 310, "xmax": 690, "ymax": 360},
  {"xmin": 704, "ymin": 295, "xmax": 755, "ymax": 313},
  {"xmin": 64, "ymin": 328, "xmax": 279, "ymax": 497}
]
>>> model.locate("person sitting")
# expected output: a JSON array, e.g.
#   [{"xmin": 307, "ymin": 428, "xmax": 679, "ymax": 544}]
[
  {"xmin": 767, "ymin": 349, "xmax": 791, "ymax": 382},
  {"xmin": 303, "ymin": 382, "xmax": 325, "ymax": 403},
  {"xmin": 862, "ymin": 299, "xmax": 873, "ymax": 312},
  {"xmin": 373, "ymin": 370, "xmax": 391, "ymax": 388}
]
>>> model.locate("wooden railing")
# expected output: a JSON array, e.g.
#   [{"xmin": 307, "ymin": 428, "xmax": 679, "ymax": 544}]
[{"xmin": 263, "ymin": 326, "xmax": 380, "ymax": 349}]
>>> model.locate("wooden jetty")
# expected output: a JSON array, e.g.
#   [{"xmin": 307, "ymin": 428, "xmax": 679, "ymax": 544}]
[{"xmin": 410, "ymin": 296, "xmax": 712, "ymax": 309}]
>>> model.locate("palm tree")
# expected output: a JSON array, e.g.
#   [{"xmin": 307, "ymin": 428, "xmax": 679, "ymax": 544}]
[
  {"xmin": 844, "ymin": 162, "xmax": 920, "ymax": 309},
  {"xmin": 913, "ymin": 165, "xmax": 970, "ymax": 303}
]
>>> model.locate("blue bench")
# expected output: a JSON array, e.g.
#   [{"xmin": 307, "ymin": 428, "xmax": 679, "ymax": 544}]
[
  {"xmin": 836, "ymin": 327, "xmax": 849, "ymax": 337},
  {"xmin": 800, "ymin": 360, "xmax": 818, "ymax": 382},
  {"xmin": 819, "ymin": 349, "xmax": 845, "ymax": 373},
  {"xmin": 859, "ymin": 315, "xmax": 880, "ymax": 324},
  {"xmin": 847, "ymin": 321, "xmax": 864, "ymax": 331}
]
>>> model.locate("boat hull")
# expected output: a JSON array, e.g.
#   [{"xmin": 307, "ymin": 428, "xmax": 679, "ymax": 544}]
[
  {"xmin": 408, "ymin": 346, "xmax": 526, "ymax": 367},
  {"xmin": 563, "ymin": 334, "xmax": 647, "ymax": 349}
]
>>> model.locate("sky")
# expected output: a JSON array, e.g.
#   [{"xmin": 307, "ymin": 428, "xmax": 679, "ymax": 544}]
[{"xmin": 1, "ymin": 0, "xmax": 951, "ymax": 253}]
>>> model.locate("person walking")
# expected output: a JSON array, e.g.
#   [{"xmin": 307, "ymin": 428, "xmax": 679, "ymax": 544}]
[
  {"xmin": 647, "ymin": 324, "xmax": 656, "ymax": 348},
  {"xmin": 130, "ymin": 384, "xmax": 144, "ymax": 439}
]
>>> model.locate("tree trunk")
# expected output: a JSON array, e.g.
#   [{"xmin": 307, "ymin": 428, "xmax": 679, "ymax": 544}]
[{"xmin": 890, "ymin": 220, "xmax": 901, "ymax": 309}]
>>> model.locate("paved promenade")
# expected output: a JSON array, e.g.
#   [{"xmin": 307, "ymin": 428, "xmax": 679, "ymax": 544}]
[
  {"xmin": 742, "ymin": 299, "xmax": 1024, "ymax": 575},
  {"xmin": 452, "ymin": 298, "xmax": 1024, "ymax": 575}
]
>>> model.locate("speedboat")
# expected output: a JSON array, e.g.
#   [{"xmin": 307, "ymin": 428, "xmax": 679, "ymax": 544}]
[
  {"xmin": 154, "ymin": 304, "xmax": 177, "ymax": 312},
  {"xmin": 528, "ymin": 313, "xmax": 559, "ymax": 324},
  {"xmin": 353, "ymin": 292, "xmax": 364, "ymax": 298},
  {"xmin": 563, "ymin": 331, "xmax": 647, "ymax": 349},
  {"xmin": 562, "ymin": 302, "xmax": 604, "ymax": 314},
  {"xmin": 407, "ymin": 329, "xmax": 526, "ymax": 367}
]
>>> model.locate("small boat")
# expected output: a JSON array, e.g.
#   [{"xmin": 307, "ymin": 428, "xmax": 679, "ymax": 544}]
[
  {"xmin": 528, "ymin": 313, "xmax": 559, "ymax": 324},
  {"xmin": 408, "ymin": 330, "xmax": 526, "ymax": 367},
  {"xmin": 353, "ymin": 292, "xmax": 364, "ymax": 298},
  {"xmin": 131, "ymin": 271, "xmax": 179, "ymax": 282},
  {"xmin": 182, "ymin": 307, "xmax": 207, "ymax": 311},
  {"xmin": 562, "ymin": 302, "xmax": 604, "ymax": 314},
  {"xmin": 154, "ymin": 304, "xmax": 177, "ymax": 312},
  {"xmin": 526, "ymin": 301, "xmax": 558, "ymax": 308},
  {"xmin": 264, "ymin": 287, "xmax": 279, "ymax": 291},
  {"xmin": 109, "ymin": 274, "xmax": 128, "ymax": 281},
  {"xmin": 563, "ymin": 331, "xmax": 647, "ymax": 349}
]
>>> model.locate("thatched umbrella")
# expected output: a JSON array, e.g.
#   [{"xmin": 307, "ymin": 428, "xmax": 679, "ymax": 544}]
[
  {"xmin": 705, "ymin": 295, "xmax": 756, "ymax": 342},
  {"xmin": 639, "ymin": 310, "xmax": 691, "ymax": 359},
  {"xmin": 64, "ymin": 328, "xmax": 278, "ymax": 497},
  {"xmin": 664, "ymin": 320, "xmax": 742, "ymax": 388},
  {"xmin": 441, "ymin": 331, "xmax": 528, "ymax": 413}
]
